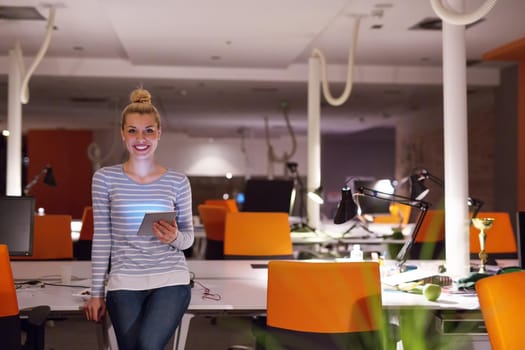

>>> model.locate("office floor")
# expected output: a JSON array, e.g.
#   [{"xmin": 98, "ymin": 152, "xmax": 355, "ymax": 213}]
[{"xmin": 43, "ymin": 316, "xmax": 256, "ymax": 350}]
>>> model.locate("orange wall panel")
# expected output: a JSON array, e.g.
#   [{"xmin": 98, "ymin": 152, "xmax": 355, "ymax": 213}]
[{"xmin": 26, "ymin": 130, "xmax": 93, "ymax": 218}]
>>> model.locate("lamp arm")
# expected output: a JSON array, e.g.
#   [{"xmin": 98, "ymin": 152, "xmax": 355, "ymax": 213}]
[
  {"xmin": 356, "ymin": 186, "xmax": 430, "ymax": 267},
  {"xmin": 417, "ymin": 169, "xmax": 444, "ymax": 186},
  {"xmin": 357, "ymin": 187, "xmax": 430, "ymax": 210},
  {"xmin": 23, "ymin": 167, "xmax": 48, "ymax": 196},
  {"xmin": 294, "ymin": 173, "xmax": 305, "ymax": 190},
  {"xmin": 426, "ymin": 173, "xmax": 443, "ymax": 186},
  {"xmin": 395, "ymin": 206, "xmax": 428, "ymax": 266},
  {"xmin": 311, "ymin": 16, "xmax": 361, "ymax": 106}
]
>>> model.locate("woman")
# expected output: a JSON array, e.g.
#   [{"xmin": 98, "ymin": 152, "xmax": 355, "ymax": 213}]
[{"xmin": 85, "ymin": 88, "xmax": 194, "ymax": 350}]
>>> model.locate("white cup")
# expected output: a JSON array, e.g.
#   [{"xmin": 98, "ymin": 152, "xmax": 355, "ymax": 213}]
[{"xmin": 60, "ymin": 265, "xmax": 72, "ymax": 284}]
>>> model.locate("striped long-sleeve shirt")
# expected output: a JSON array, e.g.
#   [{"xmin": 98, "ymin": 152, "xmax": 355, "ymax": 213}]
[{"xmin": 90, "ymin": 165, "xmax": 194, "ymax": 297}]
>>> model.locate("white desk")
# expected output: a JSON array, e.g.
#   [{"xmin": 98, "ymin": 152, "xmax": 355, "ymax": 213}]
[
  {"xmin": 12, "ymin": 259, "xmax": 497, "ymax": 312},
  {"xmin": 13, "ymin": 259, "xmax": 504, "ymax": 350}
]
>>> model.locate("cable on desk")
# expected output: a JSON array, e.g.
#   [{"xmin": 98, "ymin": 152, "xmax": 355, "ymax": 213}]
[
  {"xmin": 15, "ymin": 280, "xmax": 45, "ymax": 289},
  {"xmin": 194, "ymin": 280, "xmax": 221, "ymax": 301},
  {"xmin": 43, "ymin": 282, "xmax": 91, "ymax": 288}
]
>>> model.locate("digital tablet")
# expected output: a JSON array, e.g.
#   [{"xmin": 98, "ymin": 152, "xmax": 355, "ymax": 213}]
[{"xmin": 137, "ymin": 211, "xmax": 177, "ymax": 236}]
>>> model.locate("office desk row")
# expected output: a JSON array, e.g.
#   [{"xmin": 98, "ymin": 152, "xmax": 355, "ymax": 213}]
[
  {"xmin": 11, "ymin": 259, "xmax": 487, "ymax": 311},
  {"xmin": 12, "ymin": 259, "xmax": 502, "ymax": 350},
  {"xmin": 190, "ymin": 219, "xmax": 410, "ymax": 260}
]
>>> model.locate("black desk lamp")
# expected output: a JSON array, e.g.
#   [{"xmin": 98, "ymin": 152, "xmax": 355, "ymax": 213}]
[
  {"xmin": 334, "ymin": 185, "xmax": 430, "ymax": 269},
  {"xmin": 358, "ymin": 187, "xmax": 430, "ymax": 267},
  {"xmin": 24, "ymin": 164, "xmax": 57, "ymax": 196},
  {"xmin": 410, "ymin": 168, "xmax": 484, "ymax": 218},
  {"xmin": 333, "ymin": 186, "xmax": 358, "ymax": 224},
  {"xmin": 307, "ymin": 186, "xmax": 324, "ymax": 205}
]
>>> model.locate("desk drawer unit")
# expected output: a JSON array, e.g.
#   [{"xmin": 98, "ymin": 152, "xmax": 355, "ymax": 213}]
[{"xmin": 435, "ymin": 310, "xmax": 487, "ymax": 335}]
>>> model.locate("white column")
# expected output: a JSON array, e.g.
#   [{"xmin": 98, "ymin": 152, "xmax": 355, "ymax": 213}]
[
  {"xmin": 6, "ymin": 48, "xmax": 22, "ymax": 196},
  {"xmin": 307, "ymin": 56, "xmax": 321, "ymax": 229},
  {"xmin": 443, "ymin": 1, "xmax": 471, "ymax": 280}
]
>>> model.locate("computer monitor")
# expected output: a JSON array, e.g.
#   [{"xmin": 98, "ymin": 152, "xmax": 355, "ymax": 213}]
[
  {"xmin": 0, "ymin": 196, "xmax": 35, "ymax": 256},
  {"xmin": 352, "ymin": 179, "xmax": 394, "ymax": 216},
  {"xmin": 242, "ymin": 179, "xmax": 294, "ymax": 213},
  {"xmin": 516, "ymin": 212, "xmax": 525, "ymax": 269}
]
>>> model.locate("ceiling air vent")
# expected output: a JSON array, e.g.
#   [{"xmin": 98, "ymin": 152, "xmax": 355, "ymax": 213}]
[
  {"xmin": 70, "ymin": 97, "xmax": 109, "ymax": 104},
  {"xmin": 0, "ymin": 6, "xmax": 45, "ymax": 20}
]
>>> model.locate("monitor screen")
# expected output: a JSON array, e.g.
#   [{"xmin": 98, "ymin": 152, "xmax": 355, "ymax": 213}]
[
  {"xmin": 352, "ymin": 179, "xmax": 395, "ymax": 216},
  {"xmin": 242, "ymin": 179, "xmax": 294, "ymax": 213},
  {"xmin": 516, "ymin": 212, "xmax": 525, "ymax": 269},
  {"xmin": 0, "ymin": 196, "xmax": 35, "ymax": 256}
]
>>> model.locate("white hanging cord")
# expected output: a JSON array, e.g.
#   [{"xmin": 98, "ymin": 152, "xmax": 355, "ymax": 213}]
[
  {"xmin": 311, "ymin": 15, "xmax": 362, "ymax": 107},
  {"xmin": 430, "ymin": 0, "xmax": 498, "ymax": 26},
  {"xmin": 87, "ymin": 99, "xmax": 122, "ymax": 172},
  {"xmin": 238, "ymin": 127, "xmax": 251, "ymax": 179},
  {"xmin": 13, "ymin": 41, "xmax": 26, "ymax": 82},
  {"xmin": 264, "ymin": 101, "xmax": 298, "ymax": 177},
  {"xmin": 20, "ymin": 6, "xmax": 56, "ymax": 104}
]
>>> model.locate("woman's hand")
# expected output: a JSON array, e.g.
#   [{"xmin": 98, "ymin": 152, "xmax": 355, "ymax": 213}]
[
  {"xmin": 85, "ymin": 297, "xmax": 106, "ymax": 322},
  {"xmin": 153, "ymin": 219, "xmax": 178, "ymax": 245}
]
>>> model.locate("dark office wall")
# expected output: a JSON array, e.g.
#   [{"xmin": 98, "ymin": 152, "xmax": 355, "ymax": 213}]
[
  {"xmin": 321, "ymin": 128, "xmax": 396, "ymax": 219},
  {"xmin": 494, "ymin": 65, "xmax": 518, "ymax": 222},
  {"xmin": 394, "ymin": 87, "xmax": 498, "ymax": 212}
]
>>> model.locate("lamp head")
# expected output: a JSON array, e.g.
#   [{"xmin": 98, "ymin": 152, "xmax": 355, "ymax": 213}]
[
  {"xmin": 333, "ymin": 186, "xmax": 358, "ymax": 224},
  {"xmin": 286, "ymin": 162, "xmax": 298, "ymax": 174},
  {"xmin": 468, "ymin": 197, "xmax": 484, "ymax": 218},
  {"xmin": 410, "ymin": 174, "xmax": 429, "ymax": 200},
  {"xmin": 308, "ymin": 186, "xmax": 324, "ymax": 204},
  {"xmin": 43, "ymin": 166, "xmax": 57, "ymax": 186}
]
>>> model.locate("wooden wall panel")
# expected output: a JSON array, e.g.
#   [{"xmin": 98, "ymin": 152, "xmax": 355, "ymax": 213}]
[{"xmin": 26, "ymin": 130, "xmax": 93, "ymax": 219}]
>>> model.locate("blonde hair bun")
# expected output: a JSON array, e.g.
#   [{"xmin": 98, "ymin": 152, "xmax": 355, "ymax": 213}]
[{"xmin": 130, "ymin": 88, "xmax": 152, "ymax": 104}]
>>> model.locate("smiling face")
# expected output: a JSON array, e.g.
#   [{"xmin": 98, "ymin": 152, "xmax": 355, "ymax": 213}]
[{"xmin": 121, "ymin": 112, "xmax": 161, "ymax": 160}]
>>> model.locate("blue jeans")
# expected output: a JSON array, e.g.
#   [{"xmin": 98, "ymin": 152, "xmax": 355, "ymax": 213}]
[{"xmin": 106, "ymin": 284, "xmax": 191, "ymax": 350}]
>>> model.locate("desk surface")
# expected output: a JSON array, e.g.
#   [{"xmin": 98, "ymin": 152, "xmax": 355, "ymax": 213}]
[
  {"xmin": 12, "ymin": 259, "xmax": 510, "ymax": 314},
  {"xmin": 11, "ymin": 259, "xmax": 270, "ymax": 281}
]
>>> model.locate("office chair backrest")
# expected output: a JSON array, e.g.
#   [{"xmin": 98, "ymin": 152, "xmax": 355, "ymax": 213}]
[
  {"xmin": 198, "ymin": 204, "xmax": 228, "ymax": 241},
  {"xmin": 224, "ymin": 212, "xmax": 293, "ymax": 259},
  {"xmin": 12, "ymin": 215, "xmax": 73, "ymax": 260},
  {"xmin": 415, "ymin": 210, "xmax": 445, "ymax": 243},
  {"xmin": 374, "ymin": 203, "xmax": 411, "ymax": 225},
  {"xmin": 469, "ymin": 211, "xmax": 517, "ymax": 255},
  {"xmin": 476, "ymin": 270, "xmax": 525, "ymax": 350},
  {"xmin": 0, "ymin": 244, "xmax": 19, "ymax": 317},
  {"xmin": 204, "ymin": 199, "xmax": 239, "ymax": 213},
  {"xmin": 79, "ymin": 206, "xmax": 94, "ymax": 241},
  {"xmin": 267, "ymin": 261, "xmax": 383, "ymax": 334},
  {"xmin": 0, "ymin": 244, "xmax": 22, "ymax": 349}
]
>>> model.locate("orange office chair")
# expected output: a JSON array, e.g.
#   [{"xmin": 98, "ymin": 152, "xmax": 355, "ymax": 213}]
[
  {"xmin": 223, "ymin": 212, "xmax": 293, "ymax": 259},
  {"xmin": 409, "ymin": 209, "xmax": 445, "ymax": 259},
  {"xmin": 469, "ymin": 211, "xmax": 517, "ymax": 260},
  {"xmin": 476, "ymin": 270, "xmax": 525, "ymax": 350},
  {"xmin": 204, "ymin": 199, "xmax": 239, "ymax": 213},
  {"xmin": 198, "ymin": 204, "xmax": 229, "ymax": 259},
  {"xmin": 74, "ymin": 206, "xmax": 94, "ymax": 260},
  {"xmin": 256, "ymin": 260, "xmax": 393, "ymax": 350},
  {"xmin": 374, "ymin": 203, "xmax": 411, "ymax": 225},
  {"xmin": 12, "ymin": 215, "xmax": 73, "ymax": 260},
  {"xmin": 0, "ymin": 244, "xmax": 50, "ymax": 350}
]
